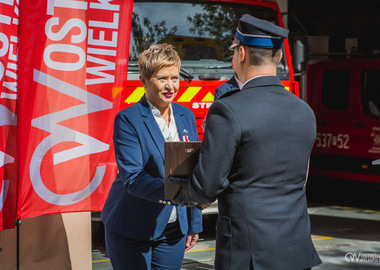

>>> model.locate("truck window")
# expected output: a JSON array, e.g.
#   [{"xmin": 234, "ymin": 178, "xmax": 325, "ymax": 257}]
[
  {"xmin": 361, "ymin": 69, "xmax": 380, "ymax": 119},
  {"xmin": 321, "ymin": 69, "xmax": 350, "ymax": 111},
  {"xmin": 128, "ymin": 0, "xmax": 289, "ymax": 81}
]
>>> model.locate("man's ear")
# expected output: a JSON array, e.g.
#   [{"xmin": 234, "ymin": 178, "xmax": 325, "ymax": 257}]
[
  {"xmin": 278, "ymin": 50, "xmax": 283, "ymax": 65},
  {"xmin": 140, "ymin": 74, "xmax": 146, "ymax": 87},
  {"xmin": 239, "ymin": 46, "xmax": 245, "ymax": 63}
]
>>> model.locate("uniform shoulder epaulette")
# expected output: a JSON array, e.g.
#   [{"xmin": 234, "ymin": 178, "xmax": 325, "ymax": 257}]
[{"xmin": 219, "ymin": 89, "xmax": 240, "ymax": 99}]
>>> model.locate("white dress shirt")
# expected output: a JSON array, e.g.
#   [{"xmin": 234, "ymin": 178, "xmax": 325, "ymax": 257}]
[
  {"xmin": 148, "ymin": 101, "xmax": 179, "ymax": 223},
  {"xmin": 235, "ymin": 75, "xmax": 244, "ymax": 89}
]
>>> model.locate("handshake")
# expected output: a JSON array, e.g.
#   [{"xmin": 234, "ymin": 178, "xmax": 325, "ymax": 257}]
[{"xmin": 168, "ymin": 176, "xmax": 211, "ymax": 210}]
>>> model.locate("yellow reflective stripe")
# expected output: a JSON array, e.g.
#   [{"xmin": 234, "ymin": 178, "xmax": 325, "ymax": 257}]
[
  {"xmin": 285, "ymin": 86, "xmax": 290, "ymax": 91},
  {"xmin": 177, "ymin": 87, "xmax": 202, "ymax": 102},
  {"xmin": 312, "ymin": 235, "xmax": 333, "ymax": 241},
  {"xmin": 202, "ymin": 92, "xmax": 214, "ymax": 102},
  {"xmin": 185, "ymin": 248, "xmax": 216, "ymax": 253},
  {"xmin": 125, "ymin": 87, "xmax": 145, "ymax": 103}
]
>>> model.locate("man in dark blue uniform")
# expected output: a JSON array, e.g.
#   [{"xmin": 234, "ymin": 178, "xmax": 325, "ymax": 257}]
[
  {"xmin": 173, "ymin": 14, "xmax": 322, "ymax": 270},
  {"xmin": 214, "ymin": 74, "xmax": 241, "ymax": 100}
]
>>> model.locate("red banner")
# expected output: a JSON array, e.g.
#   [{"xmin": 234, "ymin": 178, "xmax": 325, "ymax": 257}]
[
  {"xmin": 16, "ymin": 0, "xmax": 133, "ymax": 219},
  {"xmin": 0, "ymin": 0, "xmax": 19, "ymax": 230}
]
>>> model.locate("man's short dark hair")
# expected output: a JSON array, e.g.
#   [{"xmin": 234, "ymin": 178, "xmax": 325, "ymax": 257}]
[{"xmin": 246, "ymin": 46, "xmax": 282, "ymax": 66}]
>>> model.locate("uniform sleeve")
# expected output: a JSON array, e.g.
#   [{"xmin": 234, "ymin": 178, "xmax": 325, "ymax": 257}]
[
  {"xmin": 188, "ymin": 101, "xmax": 241, "ymax": 203},
  {"xmin": 187, "ymin": 207, "xmax": 203, "ymax": 234},
  {"xmin": 113, "ymin": 113, "xmax": 165, "ymax": 202},
  {"xmin": 214, "ymin": 86, "xmax": 223, "ymax": 100},
  {"xmin": 185, "ymin": 107, "xmax": 203, "ymax": 233}
]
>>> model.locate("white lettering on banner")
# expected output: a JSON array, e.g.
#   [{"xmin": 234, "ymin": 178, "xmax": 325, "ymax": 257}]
[
  {"xmin": 30, "ymin": 70, "xmax": 113, "ymax": 205},
  {"xmin": 85, "ymin": 56, "xmax": 115, "ymax": 85},
  {"xmin": 45, "ymin": 17, "xmax": 87, "ymax": 43},
  {"xmin": 13, "ymin": 2, "xmax": 18, "ymax": 16},
  {"xmin": 1, "ymin": 60, "xmax": 17, "ymax": 99},
  {"xmin": 43, "ymin": 2, "xmax": 120, "ymax": 81},
  {"xmin": 0, "ymin": 0, "xmax": 18, "ymax": 212},
  {"xmin": 12, "ymin": 16, "xmax": 18, "ymax": 26},
  {"xmin": 0, "ymin": 151, "xmax": 13, "ymax": 211},
  {"xmin": 0, "ymin": 32, "xmax": 8, "ymax": 81},
  {"xmin": 8, "ymin": 35, "xmax": 16, "ymax": 60},
  {"xmin": 90, "ymin": 0, "xmax": 120, "ymax": 11},
  {"xmin": 89, "ymin": 12, "xmax": 119, "ymax": 29},
  {"xmin": 0, "ymin": 65, "xmax": 3, "ymax": 83},
  {"xmin": 0, "ymin": 0, "xmax": 13, "ymax": 6},
  {"xmin": 0, "ymin": 32, "xmax": 9, "ymax": 58},
  {"xmin": 1, "ymin": 17, "xmax": 18, "ymax": 99},
  {"xmin": 47, "ymin": 0, "xmax": 88, "ymax": 16},
  {"xmin": 88, "ymin": 28, "xmax": 117, "ymax": 47},
  {"xmin": 0, "ymin": 150, "xmax": 15, "ymax": 167},
  {"xmin": 0, "ymin": 104, "xmax": 16, "ymax": 211},
  {"xmin": 87, "ymin": 47, "xmax": 116, "ymax": 56},
  {"xmin": 44, "ymin": 17, "xmax": 87, "ymax": 71},
  {"xmin": 0, "ymin": 14, "xmax": 11, "ymax": 25},
  {"xmin": 44, "ymin": 43, "xmax": 86, "ymax": 71},
  {"xmin": 0, "ymin": 179, "xmax": 9, "ymax": 212},
  {"xmin": 86, "ymin": 2, "xmax": 120, "ymax": 85},
  {"xmin": 0, "ymin": 103, "xmax": 17, "ymax": 126}
]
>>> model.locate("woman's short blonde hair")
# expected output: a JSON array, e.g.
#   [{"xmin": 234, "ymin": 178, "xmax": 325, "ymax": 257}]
[{"xmin": 138, "ymin": 43, "xmax": 181, "ymax": 79}]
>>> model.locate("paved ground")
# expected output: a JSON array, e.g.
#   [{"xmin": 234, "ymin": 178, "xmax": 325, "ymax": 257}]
[{"xmin": 92, "ymin": 205, "xmax": 380, "ymax": 269}]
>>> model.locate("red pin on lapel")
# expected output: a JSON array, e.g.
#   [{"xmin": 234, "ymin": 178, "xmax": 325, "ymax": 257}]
[{"xmin": 183, "ymin": 129, "xmax": 189, "ymax": 141}]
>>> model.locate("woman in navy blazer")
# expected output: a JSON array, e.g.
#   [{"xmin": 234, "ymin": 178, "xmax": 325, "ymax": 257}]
[{"xmin": 101, "ymin": 44, "xmax": 202, "ymax": 269}]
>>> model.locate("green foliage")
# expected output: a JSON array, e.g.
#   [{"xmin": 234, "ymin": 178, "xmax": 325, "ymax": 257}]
[
  {"xmin": 187, "ymin": 5, "xmax": 239, "ymax": 58},
  {"xmin": 130, "ymin": 13, "xmax": 178, "ymax": 60},
  {"xmin": 129, "ymin": 4, "xmax": 241, "ymax": 61}
]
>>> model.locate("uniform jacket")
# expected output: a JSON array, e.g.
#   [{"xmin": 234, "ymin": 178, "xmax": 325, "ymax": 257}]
[
  {"xmin": 189, "ymin": 76, "xmax": 322, "ymax": 270},
  {"xmin": 214, "ymin": 76, "xmax": 240, "ymax": 100},
  {"xmin": 101, "ymin": 95, "xmax": 202, "ymax": 241}
]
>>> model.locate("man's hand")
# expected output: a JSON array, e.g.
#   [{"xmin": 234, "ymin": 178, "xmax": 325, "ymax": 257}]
[
  {"xmin": 168, "ymin": 176, "xmax": 198, "ymax": 207},
  {"xmin": 185, "ymin": 233, "xmax": 199, "ymax": 251},
  {"xmin": 168, "ymin": 176, "xmax": 213, "ymax": 210},
  {"xmin": 197, "ymin": 202, "xmax": 212, "ymax": 210}
]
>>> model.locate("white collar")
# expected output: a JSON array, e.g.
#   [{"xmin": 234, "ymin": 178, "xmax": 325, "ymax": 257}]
[
  {"xmin": 147, "ymin": 100, "xmax": 173, "ymax": 119},
  {"xmin": 241, "ymin": 75, "xmax": 271, "ymax": 89},
  {"xmin": 235, "ymin": 75, "xmax": 244, "ymax": 89}
]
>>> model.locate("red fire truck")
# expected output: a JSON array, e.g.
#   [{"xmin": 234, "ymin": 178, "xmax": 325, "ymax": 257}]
[
  {"xmin": 307, "ymin": 58, "xmax": 380, "ymax": 184},
  {"xmin": 121, "ymin": 0, "xmax": 300, "ymax": 140}
]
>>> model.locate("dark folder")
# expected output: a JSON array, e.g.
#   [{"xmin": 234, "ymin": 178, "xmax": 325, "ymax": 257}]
[{"xmin": 164, "ymin": 141, "xmax": 202, "ymax": 200}]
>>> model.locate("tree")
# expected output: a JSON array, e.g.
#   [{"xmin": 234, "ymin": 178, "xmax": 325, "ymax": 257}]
[
  {"xmin": 130, "ymin": 13, "xmax": 178, "ymax": 60},
  {"xmin": 187, "ymin": 5, "xmax": 239, "ymax": 59}
]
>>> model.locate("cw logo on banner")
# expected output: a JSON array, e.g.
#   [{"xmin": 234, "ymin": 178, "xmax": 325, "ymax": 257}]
[{"xmin": 30, "ymin": 70, "xmax": 112, "ymax": 205}]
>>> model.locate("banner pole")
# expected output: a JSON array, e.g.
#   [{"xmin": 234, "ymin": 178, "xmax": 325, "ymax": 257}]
[{"xmin": 14, "ymin": 219, "xmax": 21, "ymax": 270}]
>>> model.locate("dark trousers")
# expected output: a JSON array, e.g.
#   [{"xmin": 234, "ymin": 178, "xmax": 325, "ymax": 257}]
[{"xmin": 105, "ymin": 221, "xmax": 186, "ymax": 270}]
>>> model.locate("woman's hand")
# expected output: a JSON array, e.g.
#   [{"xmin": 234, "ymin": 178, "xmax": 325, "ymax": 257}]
[{"xmin": 185, "ymin": 233, "xmax": 199, "ymax": 251}]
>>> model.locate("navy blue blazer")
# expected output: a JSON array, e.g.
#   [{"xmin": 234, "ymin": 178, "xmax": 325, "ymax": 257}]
[
  {"xmin": 189, "ymin": 76, "xmax": 321, "ymax": 269},
  {"xmin": 101, "ymin": 95, "xmax": 202, "ymax": 241},
  {"xmin": 214, "ymin": 76, "xmax": 240, "ymax": 100}
]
